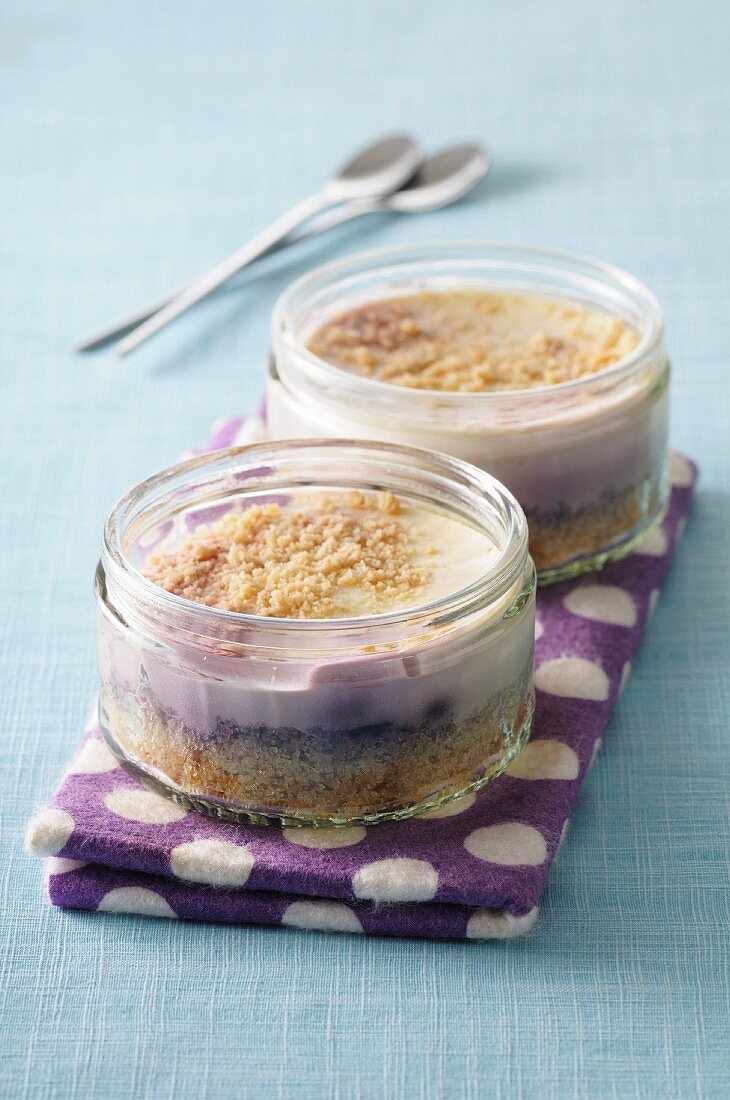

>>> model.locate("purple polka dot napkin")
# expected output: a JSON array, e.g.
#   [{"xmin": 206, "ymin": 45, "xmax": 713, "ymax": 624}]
[{"xmin": 25, "ymin": 414, "xmax": 697, "ymax": 940}]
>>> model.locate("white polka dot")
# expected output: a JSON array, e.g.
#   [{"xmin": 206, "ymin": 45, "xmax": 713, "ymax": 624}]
[
  {"xmin": 506, "ymin": 740, "xmax": 580, "ymax": 781},
  {"xmin": 669, "ymin": 453, "xmax": 693, "ymax": 488},
  {"xmin": 85, "ymin": 703, "xmax": 102, "ymax": 730},
  {"xmin": 535, "ymin": 657, "xmax": 610, "ymax": 701},
  {"xmin": 466, "ymin": 906, "xmax": 538, "ymax": 939},
  {"xmin": 24, "ymin": 808, "xmax": 76, "ymax": 856},
  {"xmin": 98, "ymin": 887, "xmax": 177, "ymax": 919},
  {"xmin": 464, "ymin": 823, "xmax": 547, "ymax": 866},
  {"xmin": 104, "ymin": 788, "xmax": 188, "ymax": 824},
  {"xmin": 43, "ymin": 857, "xmax": 86, "ymax": 896},
  {"xmin": 67, "ymin": 737, "xmax": 119, "ymax": 775},
  {"xmin": 619, "ymin": 662, "xmax": 632, "ymax": 695},
  {"xmin": 353, "ymin": 858, "xmax": 438, "ymax": 902},
  {"xmin": 648, "ymin": 589, "xmax": 660, "ymax": 618},
  {"xmin": 170, "ymin": 838, "xmax": 255, "ymax": 887},
  {"xmin": 676, "ymin": 517, "xmax": 687, "ymax": 541},
  {"xmin": 634, "ymin": 525, "xmax": 668, "ymax": 557},
  {"xmin": 282, "ymin": 826, "xmax": 366, "ymax": 849},
  {"xmin": 282, "ymin": 901, "xmax": 363, "ymax": 934},
  {"xmin": 535, "ymin": 618, "xmax": 544, "ymax": 641},
  {"xmin": 232, "ymin": 418, "xmax": 266, "ymax": 446},
  {"xmin": 590, "ymin": 738, "xmax": 603, "ymax": 770},
  {"xmin": 419, "ymin": 791, "xmax": 476, "ymax": 819},
  {"xmin": 45, "ymin": 857, "xmax": 87, "ymax": 875},
  {"xmin": 564, "ymin": 584, "xmax": 637, "ymax": 628},
  {"xmin": 43, "ymin": 858, "xmax": 86, "ymax": 894},
  {"xmin": 558, "ymin": 819, "xmax": 570, "ymax": 850}
]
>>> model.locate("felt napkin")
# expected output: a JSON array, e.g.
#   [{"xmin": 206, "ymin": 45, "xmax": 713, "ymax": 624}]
[{"xmin": 26, "ymin": 415, "xmax": 696, "ymax": 940}]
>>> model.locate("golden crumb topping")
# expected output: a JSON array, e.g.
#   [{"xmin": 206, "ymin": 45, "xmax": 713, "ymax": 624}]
[
  {"xmin": 144, "ymin": 492, "xmax": 432, "ymax": 618},
  {"xmin": 307, "ymin": 290, "xmax": 640, "ymax": 392}
]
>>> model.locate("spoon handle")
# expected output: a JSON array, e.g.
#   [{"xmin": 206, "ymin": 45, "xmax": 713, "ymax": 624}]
[
  {"xmin": 73, "ymin": 288, "xmax": 188, "ymax": 353},
  {"xmin": 73, "ymin": 199, "xmax": 385, "ymax": 354},
  {"xmin": 114, "ymin": 191, "xmax": 330, "ymax": 357}
]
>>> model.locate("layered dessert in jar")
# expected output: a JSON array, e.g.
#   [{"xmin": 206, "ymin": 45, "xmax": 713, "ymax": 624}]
[
  {"xmin": 97, "ymin": 441, "xmax": 535, "ymax": 826},
  {"xmin": 267, "ymin": 244, "xmax": 670, "ymax": 582}
]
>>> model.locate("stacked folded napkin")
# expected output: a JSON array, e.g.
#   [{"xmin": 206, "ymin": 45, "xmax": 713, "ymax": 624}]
[{"xmin": 25, "ymin": 418, "xmax": 696, "ymax": 940}]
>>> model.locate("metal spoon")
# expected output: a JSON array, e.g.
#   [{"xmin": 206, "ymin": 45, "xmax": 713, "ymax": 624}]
[
  {"xmin": 111, "ymin": 134, "xmax": 422, "ymax": 356},
  {"xmin": 74, "ymin": 143, "xmax": 488, "ymax": 354}
]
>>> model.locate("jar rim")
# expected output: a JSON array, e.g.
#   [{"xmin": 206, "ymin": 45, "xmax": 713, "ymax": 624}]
[
  {"xmin": 272, "ymin": 241, "xmax": 665, "ymax": 414},
  {"xmin": 101, "ymin": 439, "xmax": 531, "ymax": 646}
]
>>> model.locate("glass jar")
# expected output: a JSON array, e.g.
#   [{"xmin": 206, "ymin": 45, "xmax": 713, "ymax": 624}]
[
  {"xmin": 268, "ymin": 243, "xmax": 670, "ymax": 583},
  {"xmin": 96, "ymin": 440, "xmax": 535, "ymax": 826}
]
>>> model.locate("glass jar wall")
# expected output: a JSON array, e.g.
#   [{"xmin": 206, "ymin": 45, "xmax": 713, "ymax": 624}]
[
  {"xmin": 268, "ymin": 244, "xmax": 669, "ymax": 583},
  {"xmin": 97, "ymin": 441, "xmax": 535, "ymax": 826}
]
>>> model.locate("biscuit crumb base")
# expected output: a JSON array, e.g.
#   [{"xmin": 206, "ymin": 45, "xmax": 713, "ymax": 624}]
[
  {"xmin": 144, "ymin": 491, "xmax": 429, "ymax": 618},
  {"xmin": 307, "ymin": 290, "xmax": 640, "ymax": 393},
  {"xmin": 102, "ymin": 667, "xmax": 533, "ymax": 823},
  {"xmin": 528, "ymin": 473, "xmax": 664, "ymax": 574}
]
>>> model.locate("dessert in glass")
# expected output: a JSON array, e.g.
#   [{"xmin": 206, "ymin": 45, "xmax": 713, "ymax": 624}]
[
  {"xmin": 267, "ymin": 244, "xmax": 670, "ymax": 582},
  {"xmin": 96, "ymin": 441, "xmax": 535, "ymax": 826}
]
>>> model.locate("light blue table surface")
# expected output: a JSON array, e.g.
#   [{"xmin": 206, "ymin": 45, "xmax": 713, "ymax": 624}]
[{"xmin": 1, "ymin": 2, "xmax": 728, "ymax": 1096}]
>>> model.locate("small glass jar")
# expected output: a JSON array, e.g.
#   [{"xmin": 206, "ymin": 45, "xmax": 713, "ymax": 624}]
[
  {"xmin": 96, "ymin": 441, "xmax": 535, "ymax": 826},
  {"xmin": 268, "ymin": 243, "xmax": 670, "ymax": 583}
]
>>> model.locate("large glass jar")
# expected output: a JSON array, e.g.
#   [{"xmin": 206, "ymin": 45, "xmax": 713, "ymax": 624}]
[
  {"xmin": 268, "ymin": 243, "xmax": 670, "ymax": 583},
  {"xmin": 97, "ymin": 440, "xmax": 535, "ymax": 826}
]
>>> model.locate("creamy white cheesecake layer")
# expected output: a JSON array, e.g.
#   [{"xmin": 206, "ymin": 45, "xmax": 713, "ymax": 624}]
[
  {"xmin": 99, "ymin": 596, "xmax": 534, "ymax": 738},
  {"xmin": 267, "ymin": 369, "xmax": 668, "ymax": 514}
]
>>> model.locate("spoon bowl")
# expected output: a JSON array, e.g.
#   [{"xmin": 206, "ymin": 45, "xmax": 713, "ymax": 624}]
[
  {"xmin": 324, "ymin": 134, "xmax": 424, "ymax": 203},
  {"xmin": 386, "ymin": 143, "xmax": 490, "ymax": 213}
]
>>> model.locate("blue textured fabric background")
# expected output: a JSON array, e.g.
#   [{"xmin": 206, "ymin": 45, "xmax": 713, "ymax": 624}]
[{"xmin": 1, "ymin": 2, "xmax": 728, "ymax": 1096}]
